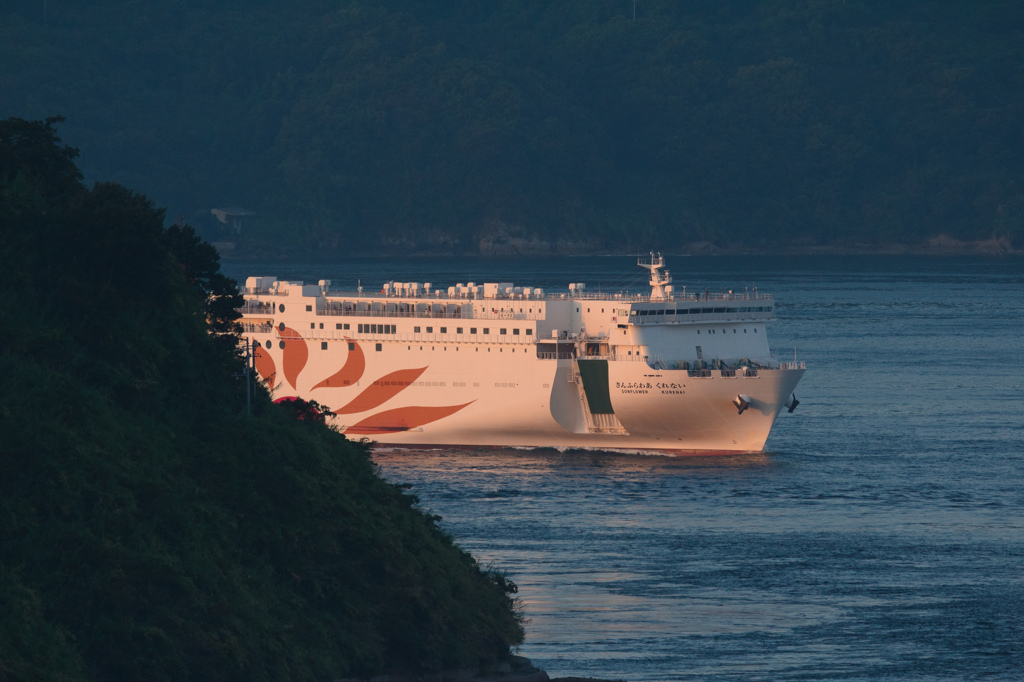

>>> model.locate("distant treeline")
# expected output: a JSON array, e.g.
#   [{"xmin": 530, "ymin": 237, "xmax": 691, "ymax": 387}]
[
  {"xmin": 2, "ymin": 0, "xmax": 1022, "ymax": 254},
  {"xmin": 0, "ymin": 116, "xmax": 522, "ymax": 682}
]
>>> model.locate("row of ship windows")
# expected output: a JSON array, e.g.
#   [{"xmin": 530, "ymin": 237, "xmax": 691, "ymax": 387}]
[
  {"xmin": 302, "ymin": 321, "xmax": 535, "ymax": 336},
  {"xmin": 280, "ymin": 303, "xmax": 548, "ymax": 315},
  {"xmin": 265, "ymin": 339, "xmax": 534, "ymax": 354}
]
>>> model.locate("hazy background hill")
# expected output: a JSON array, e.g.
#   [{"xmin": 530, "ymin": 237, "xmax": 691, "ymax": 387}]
[{"xmin": 3, "ymin": 0, "xmax": 1022, "ymax": 255}]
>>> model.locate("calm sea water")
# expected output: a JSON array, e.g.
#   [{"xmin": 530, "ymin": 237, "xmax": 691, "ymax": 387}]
[{"xmin": 224, "ymin": 255, "xmax": 1024, "ymax": 681}]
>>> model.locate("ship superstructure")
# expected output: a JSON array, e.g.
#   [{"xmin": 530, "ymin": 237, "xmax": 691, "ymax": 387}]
[{"xmin": 238, "ymin": 255, "xmax": 803, "ymax": 454}]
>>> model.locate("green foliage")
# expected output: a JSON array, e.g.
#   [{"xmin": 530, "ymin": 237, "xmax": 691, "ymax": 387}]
[{"xmin": 0, "ymin": 119, "xmax": 523, "ymax": 682}]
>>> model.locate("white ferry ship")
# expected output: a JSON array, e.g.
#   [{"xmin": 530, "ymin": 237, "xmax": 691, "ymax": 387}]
[{"xmin": 238, "ymin": 255, "xmax": 803, "ymax": 454}]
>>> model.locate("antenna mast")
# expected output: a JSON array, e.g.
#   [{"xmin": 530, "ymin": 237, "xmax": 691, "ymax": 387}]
[{"xmin": 638, "ymin": 252, "xmax": 672, "ymax": 300}]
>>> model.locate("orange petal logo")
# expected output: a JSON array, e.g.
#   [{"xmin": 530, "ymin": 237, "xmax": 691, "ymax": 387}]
[
  {"xmin": 254, "ymin": 345, "xmax": 277, "ymax": 388},
  {"xmin": 344, "ymin": 402, "xmax": 475, "ymax": 435},
  {"xmin": 256, "ymin": 327, "xmax": 470, "ymax": 436},
  {"xmin": 281, "ymin": 327, "xmax": 308, "ymax": 390},
  {"xmin": 312, "ymin": 338, "xmax": 365, "ymax": 390},
  {"xmin": 334, "ymin": 367, "xmax": 426, "ymax": 415}
]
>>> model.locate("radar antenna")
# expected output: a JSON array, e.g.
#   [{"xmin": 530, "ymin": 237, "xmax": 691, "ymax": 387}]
[{"xmin": 638, "ymin": 252, "xmax": 672, "ymax": 300}]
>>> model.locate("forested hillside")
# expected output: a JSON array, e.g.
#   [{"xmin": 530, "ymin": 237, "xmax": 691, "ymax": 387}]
[
  {"xmin": 2, "ymin": 0, "xmax": 1022, "ymax": 254},
  {"xmin": 0, "ymin": 117, "xmax": 522, "ymax": 682}
]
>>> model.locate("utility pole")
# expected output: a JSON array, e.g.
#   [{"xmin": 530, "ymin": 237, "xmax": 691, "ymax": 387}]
[{"xmin": 246, "ymin": 339, "xmax": 255, "ymax": 416}]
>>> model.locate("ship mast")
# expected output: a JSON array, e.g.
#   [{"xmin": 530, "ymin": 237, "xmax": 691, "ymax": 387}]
[{"xmin": 638, "ymin": 252, "xmax": 672, "ymax": 300}]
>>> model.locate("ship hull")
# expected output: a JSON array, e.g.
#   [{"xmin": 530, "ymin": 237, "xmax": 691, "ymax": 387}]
[{"xmin": 246, "ymin": 329, "xmax": 802, "ymax": 454}]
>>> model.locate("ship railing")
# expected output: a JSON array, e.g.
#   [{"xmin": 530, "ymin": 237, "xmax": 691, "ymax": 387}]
[
  {"xmin": 566, "ymin": 291, "xmax": 774, "ymax": 302},
  {"xmin": 319, "ymin": 307, "xmax": 467, "ymax": 319},
  {"xmin": 316, "ymin": 306, "xmax": 543, "ymax": 322},
  {"xmin": 536, "ymin": 352, "xmax": 576, "ymax": 360},
  {"xmin": 239, "ymin": 301, "xmax": 275, "ymax": 315},
  {"xmin": 268, "ymin": 329, "xmax": 538, "ymax": 345},
  {"xmin": 771, "ymin": 348, "xmax": 804, "ymax": 371},
  {"xmin": 628, "ymin": 310, "xmax": 774, "ymax": 325}
]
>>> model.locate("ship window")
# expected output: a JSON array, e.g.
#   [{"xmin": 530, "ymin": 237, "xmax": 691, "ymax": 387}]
[
  {"xmin": 471, "ymin": 327, "xmax": 477, "ymax": 334},
  {"xmin": 457, "ymin": 327, "xmax": 463, "ymax": 334},
  {"xmin": 321, "ymin": 342, "xmax": 328, "ymax": 350},
  {"xmin": 500, "ymin": 328, "xmax": 507, "ymax": 335},
  {"xmin": 376, "ymin": 343, "xmax": 382, "ymax": 352},
  {"xmin": 441, "ymin": 327, "xmax": 447, "ymax": 333},
  {"xmin": 513, "ymin": 329, "xmax": 520, "ymax": 335},
  {"xmin": 744, "ymin": 329, "xmax": 747, "ymax": 333},
  {"xmin": 336, "ymin": 323, "xmax": 343, "ymax": 329},
  {"xmin": 526, "ymin": 329, "xmax": 532, "ymax": 336},
  {"xmin": 306, "ymin": 305, "xmax": 312, "ymax": 312},
  {"xmin": 310, "ymin": 323, "xmax": 315, "ymax": 329},
  {"xmin": 320, "ymin": 323, "xmax": 324, "ymax": 329},
  {"xmin": 279, "ymin": 341, "xmax": 285, "ymax": 349},
  {"xmin": 484, "ymin": 328, "xmax": 490, "ymax": 335},
  {"xmin": 587, "ymin": 308, "xmax": 590, "ymax": 312},
  {"xmin": 348, "ymin": 342, "xmax": 354, "ymax": 351},
  {"xmin": 265, "ymin": 340, "xmax": 271, "ymax": 349},
  {"xmin": 279, "ymin": 322, "xmax": 285, "ymax": 332},
  {"xmin": 697, "ymin": 330, "xmax": 700, "ymax": 334},
  {"xmin": 279, "ymin": 304, "xmax": 285, "ymax": 313},
  {"xmin": 427, "ymin": 327, "xmax": 433, "ymax": 333},
  {"xmin": 754, "ymin": 328, "xmax": 758, "ymax": 332},
  {"xmin": 414, "ymin": 326, "xmax": 421, "ymax": 333},
  {"xmin": 733, "ymin": 329, "xmax": 737, "ymax": 333}
]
